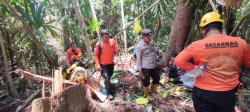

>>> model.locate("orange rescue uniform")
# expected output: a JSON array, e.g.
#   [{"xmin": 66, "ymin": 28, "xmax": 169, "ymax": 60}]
[
  {"xmin": 174, "ymin": 34, "xmax": 250, "ymax": 91},
  {"xmin": 66, "ymin": 48, "xmax": 82, "ymax": 66},
  {"xmin": 94, "ymin": 39, "xmax": 119, "ymax": 65}
]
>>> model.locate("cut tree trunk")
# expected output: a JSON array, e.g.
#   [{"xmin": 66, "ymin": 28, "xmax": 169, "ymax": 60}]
[
  {"xmin": 162, "ymin": 0, "xmax": 192, "ymax": 67},
  {"xmin": 0, "ymin": 31, "xmax": 19, "ymax": 97},
  {"xmin": 72, "ymin": 0, "xmax": 93, "ymax": 62}
]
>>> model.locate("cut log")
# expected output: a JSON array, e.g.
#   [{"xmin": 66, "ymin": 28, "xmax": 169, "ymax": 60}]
[
  {"xmin": 14, "ymin": 69, "xmax": 76, "ymax": 85},
  {"xmin": 16, "ymin": 89, "xmax": 42, "ymax": 112},
  {"xmin": 15, "ymin": 68, "xmax": 106, "ymax": 101},
  {"xmin": 52, "ymin": 69, "xmax": 64, "ymax": 95},
  {"xmin": 31, "ymin": 97, "xmax": 51, "ymax": 112},
  {"xmin": 31, "ymin": 85, "xmax": 89, "ymax": 112}
]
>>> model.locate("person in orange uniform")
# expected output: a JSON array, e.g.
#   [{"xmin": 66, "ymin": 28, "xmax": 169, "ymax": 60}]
[
  {"xmin": 94, "ymin": 29, "xmax": 120, "ymax": 100},
  {"xmin": 174, "ymin": 12, "xmax": 250, "ymax": 112},
  {"xmin": 66, "ymin": 42, "xmax": 82, "ymax": 67}
]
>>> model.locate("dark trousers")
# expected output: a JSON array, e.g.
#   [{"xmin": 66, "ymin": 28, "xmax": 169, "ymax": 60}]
[
  {"xmin": 142, "ymin": 67, "xmax": 160, "ymax": 87},
  {"xmin": 100, "ymin": 64, "xmax": 114, "ymax": 95},
  {"xmin": 192, "ymin": 86, "xmax": 237, "ymax": 112}
]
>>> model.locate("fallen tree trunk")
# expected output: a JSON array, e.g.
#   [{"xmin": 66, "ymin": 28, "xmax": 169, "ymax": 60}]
[
  {"xmin": 16, "ymin": 89, "xmax": 42, "ymax": 112},
  {"xmin": 14, "ymin": 69, "xmax": 76, "ymax": 85}
]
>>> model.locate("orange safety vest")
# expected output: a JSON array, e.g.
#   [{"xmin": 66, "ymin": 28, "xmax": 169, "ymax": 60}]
[{"xmin": 174, "ymin": 34, "xmax": 250, "ymax": 91}]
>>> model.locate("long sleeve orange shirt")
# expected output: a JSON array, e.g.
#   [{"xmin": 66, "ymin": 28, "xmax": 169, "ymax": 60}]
[
  {"xmin": 66, "ymin": 48, "xmax": 82, "ymax": 66},
  {"xmin": 174, "ymin": 34, "xmax": 250, "ymax": 91},
  {"xmin": 94, "ymin": 39, "xmax": 119, "ymax": 65}
]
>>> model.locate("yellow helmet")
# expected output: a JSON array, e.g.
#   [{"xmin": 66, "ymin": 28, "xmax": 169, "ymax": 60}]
[{"xmin": 199, "ymin": 12, "xmax": 224, "ymax": 28}]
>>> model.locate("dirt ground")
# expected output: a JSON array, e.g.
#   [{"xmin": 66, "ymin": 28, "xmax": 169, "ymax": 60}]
[
  {"xmin": 90, "ymin": 56, "xmax": 195, "ymax": 112},
  {"xmin": 0, "ymin": 88, "xmax": 34, "ymax": 112}
]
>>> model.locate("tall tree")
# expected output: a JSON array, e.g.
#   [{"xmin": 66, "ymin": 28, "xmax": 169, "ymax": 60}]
[
  {"xmin": 162, "ymin": 0, "xmax": 192, "ymax": 67},
  {"xmin": 72, "ymin": 0, "xmax": 93, "ymax": 62},
  {"xmin": 120, "ymin": 0, "xmax": 127, "ymax": 54},
  {"xmin": 0, "ymin": 30, "xmax": 19, "ymax": 97}
]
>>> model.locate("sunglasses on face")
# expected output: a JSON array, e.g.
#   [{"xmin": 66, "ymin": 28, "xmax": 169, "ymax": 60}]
[
  {"xmin": 142, "ymin": 33, "xmax": 152, "ymax": 36},
  {"xmin": 101, "ymin": 33, "xmax": 109, "ymax": 35}
]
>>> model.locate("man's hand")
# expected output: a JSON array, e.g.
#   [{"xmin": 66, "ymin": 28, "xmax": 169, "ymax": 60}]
[
  {"xmin": 95, "ymin": 64, "xmax": 101, "ymax": 71},
  {"xmin": 138, "ymin": 70, "xmax": 143, "ymax": 79},
  {"xmin": 70, "ymin": 55, "xmax": 77, "ymax": 61}
]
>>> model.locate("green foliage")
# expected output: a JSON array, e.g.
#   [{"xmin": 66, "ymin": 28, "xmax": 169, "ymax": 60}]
[
  {"xmin": 1, "ymin": 0, "xmax": 249, "ymax": 81},
  {"xmin": 87, "ymin": 19, "xmax": 101, "ymax": 33},
  {"xmin": 14, "ymin": 78, "xmax": 26, "ymax": 92}
]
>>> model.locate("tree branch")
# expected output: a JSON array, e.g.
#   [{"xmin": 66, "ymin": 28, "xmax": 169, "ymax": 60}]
[
  {"xmin": 113, "ymin": 0, "xmax": 160, "ymax": 38},
  {"xmin": 230, "ymin": 12, "xmax": 250, "ymax": 36},
  {"xmin": 14, "ymin": 69, "xmax": 76, "ymax": 85},
  {"xmin": 15, "ymin": 89, "xmax": 42, "ymax": 112},
  {"xmin": 209, "ymin": 0, "xmax": 217, "ymax": 11}
]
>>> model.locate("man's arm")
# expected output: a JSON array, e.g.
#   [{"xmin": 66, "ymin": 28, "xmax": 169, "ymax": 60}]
[
  {"xmin": 243, "ymin": 46, "xmax": 250, "ymax": 68},
  {"xmin": 114, "ymin": 41, "xmax": 121, "ymax": 54},
  {"xmin": 136, "ymin": 46, "xmax": 143, "ymax": 71},
  {"xmin": 174, "ymin": 44, "xmax": 195, "ymax": 71},
  {"xmin": 94, "ymin": 44, "xmax": 100, "ymax": 66},
  {"xmin": 76, "ymin": 48, "xmax": 82, "ymax": 58},
  {"xmin": 66, "ymin": 50, "xmax": 71, "ymax": 67}
]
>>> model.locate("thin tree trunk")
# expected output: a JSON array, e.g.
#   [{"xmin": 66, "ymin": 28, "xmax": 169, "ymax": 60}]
[
  {"xmin": 162, "ymin": 0, "xmax": 192, "ymax": 67},
  {"xmin": 120, "ymin": 0, "xmax": 127, "ymax": 54},
  {"xmin": 153, "ymin": 15, "xmax": 162, "ymax": 43},
  {"xmin": 0, "ymin": 31, "xmax": 19, "ymax": 97},
  {"xmin": 89, "ymin": 0, "xmax": 101, "ymax": 39},
  {"xmin": 2, "ymin": 30, "xmax": 15, "ymax": 70},
  {"xmin": 72, "ymin": 0, "xmax": 93, "ymax": 62},
  {"xmin": 223, "ymin": 7, "xmax": 236, "ymax": 35}
]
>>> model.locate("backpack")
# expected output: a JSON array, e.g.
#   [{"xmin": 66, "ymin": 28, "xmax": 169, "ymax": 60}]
[
  {"xmin": 97, "ymin": 39, "xmax": 114, "ymax": 64},
  {"xmin": 97, "ymin": 40, "xmax": 103, "ymax": 64}
]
